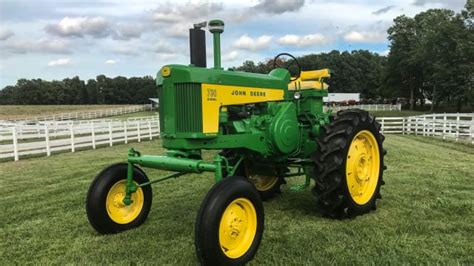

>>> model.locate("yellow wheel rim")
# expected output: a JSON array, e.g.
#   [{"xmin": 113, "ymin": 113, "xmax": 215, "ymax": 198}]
[
  {"xmin": 248, "ymin": 174, "xmax": 278, "ymax": 192},
  {"xmin": 106, "ymin": 180, "xmax": 144, "ymax": 224},
  {"xmin": 346, "ymin": 130, "xmax": 380, "ymax": 205},
  {"xmin": 246, "ymin": 164, "xmax": 279, "ymax": 192},
  {"xmin": 219, "ymin": 198, "xmax": 257, "ymax": 259}
]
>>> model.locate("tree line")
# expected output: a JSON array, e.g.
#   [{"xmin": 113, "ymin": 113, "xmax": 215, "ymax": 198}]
[
  {"xmin": 0, "ymin": 3, "xmax": 472, "ymax": 111},
  {"xmin": 0, "ymin": 75, "xmax": 157, "ymax": 105}
]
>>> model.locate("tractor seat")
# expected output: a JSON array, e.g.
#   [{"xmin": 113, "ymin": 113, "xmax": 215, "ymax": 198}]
[{"xmin": 288, "ymin": 69, "xmax": 331, "ymax": 90}]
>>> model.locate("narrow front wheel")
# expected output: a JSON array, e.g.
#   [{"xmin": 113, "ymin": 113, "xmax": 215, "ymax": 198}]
[
  {"xmin": 86, "ymin": 163, "xmax": 152, "ymax": 234},
  {"xmin": 195, "ymin": 176, "xmax": 264, "ymax": 265}
]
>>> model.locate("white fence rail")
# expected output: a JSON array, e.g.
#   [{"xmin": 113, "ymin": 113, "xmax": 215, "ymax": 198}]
[
  {"xmin": 1, "ymin": 113, "xmax": 472, "ymax": 162},
  {"xmin": 326, "ymin": 104, "xmax": 402, "ymax": 112},
  {"xmin": 5, "ymin": 104, "xmax": 153, "ymax": 123},
  {"xmin": 1, "ymin": 116, "xmax": 160, "ymax": 161},
  {"xmin": 378, "ymin": 113, "xmax": 473, "ymax": 143}
]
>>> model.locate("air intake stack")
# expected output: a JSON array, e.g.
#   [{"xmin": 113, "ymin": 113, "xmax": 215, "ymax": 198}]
[{"xmin": 208, "ymin": 20, "xmax": 224, "ymax": 69}]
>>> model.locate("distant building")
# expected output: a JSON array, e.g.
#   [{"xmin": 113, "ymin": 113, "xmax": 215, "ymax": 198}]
[
  {"xmin": 324, "ymin": 93, "xmax": 360, "ymax": 104},
  {"xmin": 149, "ymin": 98, "xmax": 159, "ymax": 109}
]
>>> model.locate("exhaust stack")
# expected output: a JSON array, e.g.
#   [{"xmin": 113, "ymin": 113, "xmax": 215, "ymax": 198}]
[{"xmin": 189, "ymin": 22, "xmax": 207, "ymax": 68}]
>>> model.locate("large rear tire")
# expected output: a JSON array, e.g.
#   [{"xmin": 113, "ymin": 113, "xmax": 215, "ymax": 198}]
[
  {"xmin": 312, "ymin": 109, "xmax": 386, "ymax": 218},
  {"xmin": 86, "ymin": 163, "xmax": 152, "ymax": 234},
  {"xmin": 195, "ymin": 176, "xmax": 264, "ymax": 265}
]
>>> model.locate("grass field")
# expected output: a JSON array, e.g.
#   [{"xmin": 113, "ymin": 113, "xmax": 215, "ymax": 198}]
[
  {"xmin": 1, "ymin": 135, "xmax": 473, "ymax": 264},
  {"xmin": 0, "ymin": 105, "xmax": 134, "ymax": 120}
]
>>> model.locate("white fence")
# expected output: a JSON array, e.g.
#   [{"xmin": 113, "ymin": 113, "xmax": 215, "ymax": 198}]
[
  {"xmin": 326, "ymin": 104, "xmax": 402, "ymax": 112},
  {"xmin": 6, "ymin": 104, "xmax": 153, "ymax": 123},
  {"xmin": 1, "ymin": 113, "xmax": 472, "ymax": 162},
  {"xmin": 0, "ymin": 116, "xmax": 160, "ymax": 161},
  {"xmin": 378, "ymin": 113, "xmax": 473, "ymax": 143}
]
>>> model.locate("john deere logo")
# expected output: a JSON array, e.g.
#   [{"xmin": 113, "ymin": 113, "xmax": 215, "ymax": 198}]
[
  {"xmin": 250, "ymin": 91, "xmax": 266, "ymax": 96},
  {"xmin": 207, "ymin": 88, "xmax": 217, "ymax": 101},
  {"xmin": 231, "ymin": 90, "xmax": 246, "ymax": 96},
  {"xmin": 231, "ymin": 90, "xmax": 266, "ymax": 97}
]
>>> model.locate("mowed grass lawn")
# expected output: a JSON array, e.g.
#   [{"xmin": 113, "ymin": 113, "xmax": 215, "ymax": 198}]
[{"xmin": 1, "ymin": 135, "xmax": 473, "ymax": 264}]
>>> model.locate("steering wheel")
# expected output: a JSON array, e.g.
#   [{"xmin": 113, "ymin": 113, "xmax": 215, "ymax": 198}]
[{"xmin": 272, "ymin": 53, "xmax": 301, "ymax": 81}]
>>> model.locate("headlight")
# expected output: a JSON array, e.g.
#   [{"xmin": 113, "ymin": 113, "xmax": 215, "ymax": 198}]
[{"xmin": 161, "ymin": 66, "xmax": 171, "ymax": 77}]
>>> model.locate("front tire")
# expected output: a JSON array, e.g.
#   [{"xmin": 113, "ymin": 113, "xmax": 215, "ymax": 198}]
[
  {"xmin": 195, "ymin": 176, "xmax": 264, "ymax": 265},
  {"xmin": 86, "ymin": 163, "xmax": 152, "ymax": 234},
  {"xmin": 312, "ymin": 109, "xmax": 386, "ymax": 218}
]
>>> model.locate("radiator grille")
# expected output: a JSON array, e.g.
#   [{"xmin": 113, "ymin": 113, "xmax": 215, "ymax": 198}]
[
  {"xmin": 174, "ymin": 83, "xmax": 203, "ymax": 133},
  {"xmin": 157, "ymin": 85, "xmax": 165, "ymax": 132}
]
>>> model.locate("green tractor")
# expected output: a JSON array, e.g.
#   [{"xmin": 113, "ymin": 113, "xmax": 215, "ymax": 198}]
[{"xmin": 86, "ymin": 20, "xmax": 386, "ymax": 264}]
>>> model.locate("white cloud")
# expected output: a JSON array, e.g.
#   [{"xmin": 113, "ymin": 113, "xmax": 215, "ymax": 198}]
[
  {"xmin": 157, "ymin": 53, "xmax": 178, "ymax": 61},
  {"xmin": 343, "ymin": 31, "xmax": 387, "ymax": 43},
  {"xmin": 45, "ymin": 16, "xmax": 110, "ymax": 38},
  {"xmin": 155, "ymin": 41, "xmax": 181, "ymax": 54},
  {"xmin": 0, "ymin": 29, "xmax": 14, "ymax": 41},
  {"xmin": 113, "ymin": 46, "xmax": 139, "ymax": 56},
  {"xmin": 278, "ymin": 34, "xmax": 329, "ymax": 47},
  {"xmin": 372, "ymin": 5, "xmax": 396, "ymax": 15},
  {"xmin": 45, "ymin": 16, "xmax": 144, "ymax": 40},
  {"xmin": 114, "ymin": 23, "xmax": 143, "ymax": 40},
  {"xmin": 412, "ymin": 0, "xmax": 465, "ymax": 10},
  {"xmin": 223, "ymin": 50, "xmax": 239, "ymax": 61},
  {"xmin": 164, "ymin": 24, "xmax": 190, "ymax": 39},
  {"xmin": 48, "ymin": 58, "xmax": 71, "ymax": 67},
  {"xmin": 105, "ymin": 59, "xmax": 117, "ymax": 64},
  {"xmin": 151, "ymin": 2, "xmax": 224, "ymax": 24},
  {"xmin": 254, "ymin": 0, "xmax": 305, "ymax": 14},
  {"xmin": 3, "ymin": 39, "xmax": 72, "ymax": 54},
  {"xmin": 234, "ymin": 34, "xmax": 273, "ymax": 51}
]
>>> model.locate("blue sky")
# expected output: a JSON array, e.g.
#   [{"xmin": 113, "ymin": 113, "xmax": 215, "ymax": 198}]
[{"xmin": 0, "ymin": 0, "xmax": 467, "ymax": 88}]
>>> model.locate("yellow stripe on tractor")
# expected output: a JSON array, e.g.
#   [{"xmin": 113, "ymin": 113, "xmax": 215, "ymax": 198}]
[{"xmin": 201, "ymin": 83, "xmax": 284, "ymax": 134}]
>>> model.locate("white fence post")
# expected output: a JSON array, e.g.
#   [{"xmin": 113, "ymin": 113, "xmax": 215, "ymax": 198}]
[
  {"xmin": 12, "ymin": 126, "xmax": 19, "ymax": 161},
  {"xmin": 124, "ymin": 122, "xmax": 128, "ymax": 144},
  {"xmin": 70, "ymin": 124, "xmax": 75, "ymax": 152},
  {"xmin": 406, "ymin": 117, "xmax": 410, "ymax": 135},
  {"xmin": 414, "ymin": 117, "xmax": 418, "ymax": 135},
  {"xmin": 442, "ymin": 113, "xmax": 447, "ymax": 140},
  {"xmin": 402, "ymin": 117, "xmax": 405, "ymax": 135},
  {"xmin": 137, "ymin": 121, "xmax": 141, "ymax": 142},
  {"xmin": 91, "ymin": 122, "xmax": 96, "ymax": 149},
  {"xmin": 470, "ymin": 117, "xmax": 473, "ymax": 144},
  {"xmin": 422, "ymin": 116, "xmax": 426, "ymax": 136},
  {"xmin": 108, "ymin": 122, "xmax": 113, "ymax": 147},
  {"xmin": 44, "ymin": 124, "xmax": 50, "ymax": 156},
  {"xmin": 157, "ymin": 116, "xmax": 160, "ymax": 136},
  {"xmin": 381, "ymin": 118, "xmax": 385, "ymax": 133},
  {"xmin": 148, "ymin": 121, "xmax": 152, "ymax": 140},
  {"xmin": 456, "ymin": 113, "xmax": 460, "ymax": 141}
]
